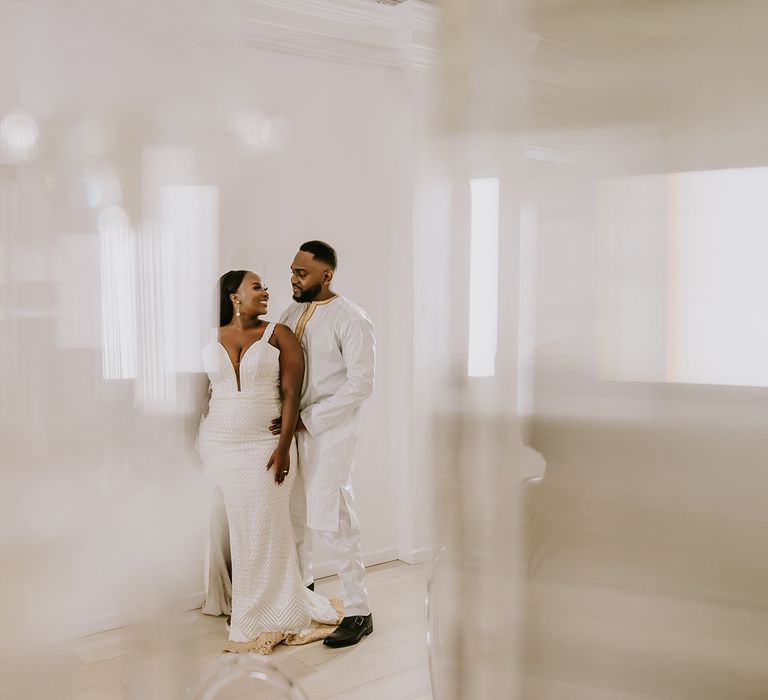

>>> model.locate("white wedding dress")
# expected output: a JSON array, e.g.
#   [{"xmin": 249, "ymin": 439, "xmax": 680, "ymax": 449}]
[{"xmin": 198, "ymin": 322, "xmax": 339, "ymax": 652}]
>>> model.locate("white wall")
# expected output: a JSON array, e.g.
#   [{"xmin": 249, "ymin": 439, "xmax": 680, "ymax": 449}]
[
  {"xmin": 0, "ymin": 0, "xmax": 441, "ymax": 639},
  {"xmin": 218, "ymin": 46, "xmax": 407, "ymax": 571}
]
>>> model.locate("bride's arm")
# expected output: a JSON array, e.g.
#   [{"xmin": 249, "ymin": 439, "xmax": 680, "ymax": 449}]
[{"xmin": 268, "ymin": 324, "xmax": 305, "ymax": 481}]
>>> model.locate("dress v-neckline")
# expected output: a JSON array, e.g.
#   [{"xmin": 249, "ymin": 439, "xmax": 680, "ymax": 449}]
[{"xmin": 217, "ymin": 337, "xmax": 262, "ymax": 393}]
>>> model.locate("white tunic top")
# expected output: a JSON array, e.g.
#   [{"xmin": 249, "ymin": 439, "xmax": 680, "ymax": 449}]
[{"xmin": 280, "ymin": 296, "xmax": 375, "ymax": 531}]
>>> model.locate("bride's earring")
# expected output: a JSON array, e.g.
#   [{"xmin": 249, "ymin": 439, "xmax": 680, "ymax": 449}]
[{"xmin": 235, "ymin": 299, "xmax": 241, "ymax": 317}]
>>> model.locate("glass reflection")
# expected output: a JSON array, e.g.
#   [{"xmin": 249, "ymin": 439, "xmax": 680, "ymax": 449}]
[{"xmin": 0, "ymin": 111, "xmax": 39, "ymax": 161}]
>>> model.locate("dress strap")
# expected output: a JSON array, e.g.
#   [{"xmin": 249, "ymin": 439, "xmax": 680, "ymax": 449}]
[{"xmin": 262, "ymin": 322, "xmax": 277, "ymax": 344}]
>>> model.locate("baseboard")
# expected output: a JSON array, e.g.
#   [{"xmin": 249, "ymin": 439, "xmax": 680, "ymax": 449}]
[
  {"xmin": 71, "ymin": 549, "xmax": 442, "ymax": 639},
  {"xmin": 66, "ymin": 610, "xmax": 128, "ymax": 640},
  {"xmin": 398, "ymin": 546, "xmax": 435, "ymax": 565},
  {"xmin": 67, "ymin": 549, "xmax": 404, "ymax": 638},
  {"xmin": 311, "ymin": 547, "xmax": 400, "ymax": 579},
  {"xmin": 66, "ymin": 589, "xmax": 212, "ymax": 640}
]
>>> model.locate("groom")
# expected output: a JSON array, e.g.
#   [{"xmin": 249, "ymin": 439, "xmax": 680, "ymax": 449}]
[{"xmin": 271, "ymin": 240, "xmax": 375, "ymax": 648}]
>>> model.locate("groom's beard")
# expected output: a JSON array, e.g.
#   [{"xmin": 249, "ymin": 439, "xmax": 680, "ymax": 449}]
[{"xmin": 293, "ymin": 282, "xmax": 323, "ymax": 303}]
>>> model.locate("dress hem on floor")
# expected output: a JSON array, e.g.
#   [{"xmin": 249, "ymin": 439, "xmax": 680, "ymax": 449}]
[{"xmin": 223, "ymin": 598, "xmax": 343, "ymax": 654}]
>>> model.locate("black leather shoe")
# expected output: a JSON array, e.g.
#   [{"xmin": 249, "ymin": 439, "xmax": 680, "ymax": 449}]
[
  {"xmin": 323, "ymin": 614, "xmax": 373, "ymax": 648},
  {"xmin": 307, "ymin": 582, "xmax": 315, "ymax": 591}
]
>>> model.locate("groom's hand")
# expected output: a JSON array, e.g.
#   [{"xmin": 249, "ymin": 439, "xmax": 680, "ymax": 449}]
[{"xmin": 270, "ymin": 416, "xmax": 306, "ymax": 435}]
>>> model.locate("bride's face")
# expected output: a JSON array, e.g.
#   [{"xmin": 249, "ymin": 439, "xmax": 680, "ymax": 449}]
[{"xmin": 233, "ymin": 272, "xmax": 269, "ymax": 317}]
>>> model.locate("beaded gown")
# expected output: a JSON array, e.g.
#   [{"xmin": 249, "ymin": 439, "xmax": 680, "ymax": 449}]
[{"xmin": 197, "ymin": 322, "xmax": 339, "ymax": 653}]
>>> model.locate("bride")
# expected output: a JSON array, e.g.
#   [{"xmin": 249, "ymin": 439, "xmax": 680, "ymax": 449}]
[{"xmin": 198, "ymin": 269, "xmax": 340, "ymax": 653}]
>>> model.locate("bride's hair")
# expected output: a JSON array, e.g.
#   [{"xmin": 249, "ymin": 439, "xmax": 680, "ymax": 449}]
[{"xmin": 218, "ymin": 270, "xmax": 249, "ymax": 326}]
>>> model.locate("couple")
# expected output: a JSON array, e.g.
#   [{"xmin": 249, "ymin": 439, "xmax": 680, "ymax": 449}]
[{"xmin": 197, "ymin": 240, "xmax": 375, "ymax": 654}]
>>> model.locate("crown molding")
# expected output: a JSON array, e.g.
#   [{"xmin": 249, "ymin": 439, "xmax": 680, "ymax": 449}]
[
  {"xmin": 240, "ymin": 0, "xmax": 440, "ymax": 70},
  {"xmin": 411, "ymin": 0, "xmax": 440, "ymax": 33},
  {"xmin": 243, "ymin": 21, "xmax": 403, "ymax": 68},
  {"xmin": 247, "ymin": 0, "xmax": 396, "ymax": 27},
  {"xmin": 400, "ymin": 43, "xmax": 440, "ymax": 70},
  {"xmin": 3, "ymin": 0, "xmax": 440, "ymax": 71}
]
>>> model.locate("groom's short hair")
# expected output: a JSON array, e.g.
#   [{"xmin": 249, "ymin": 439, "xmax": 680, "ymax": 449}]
[{"xmin": 300, "ymin": 240, "xmax": 337, "ymax": 270}]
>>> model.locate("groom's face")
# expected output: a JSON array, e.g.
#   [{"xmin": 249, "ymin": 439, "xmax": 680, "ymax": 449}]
[{"xmin": 290, "ymin": 251, "xmax": 330, "ymax": 303}]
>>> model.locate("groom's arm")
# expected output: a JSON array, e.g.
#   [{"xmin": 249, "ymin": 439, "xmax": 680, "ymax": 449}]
[{"xmin": 299, "ymin": 315, "xmax": 375, "ymax": 436}]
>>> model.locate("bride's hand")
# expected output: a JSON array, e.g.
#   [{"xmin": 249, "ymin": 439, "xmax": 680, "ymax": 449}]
[{"xmin": 267, "ymin": 447, "xmax": 291, "ymax": 485}]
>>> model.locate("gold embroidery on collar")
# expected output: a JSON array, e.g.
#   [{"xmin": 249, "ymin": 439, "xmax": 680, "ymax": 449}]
[{"xmin": 294, "ymin": 296, "xmax": 339, "ymax": 342}]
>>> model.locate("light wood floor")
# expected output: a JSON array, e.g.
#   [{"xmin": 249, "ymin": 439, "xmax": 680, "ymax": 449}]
[{"xmin": 62, "ymin": 561, "xmax": 434, "ymax": 700}]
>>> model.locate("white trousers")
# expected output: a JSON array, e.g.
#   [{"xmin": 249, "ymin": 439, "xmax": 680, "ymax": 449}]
[{"xmin": 290, "ymin": 468, "xmax": 371, "ymax": 617}]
